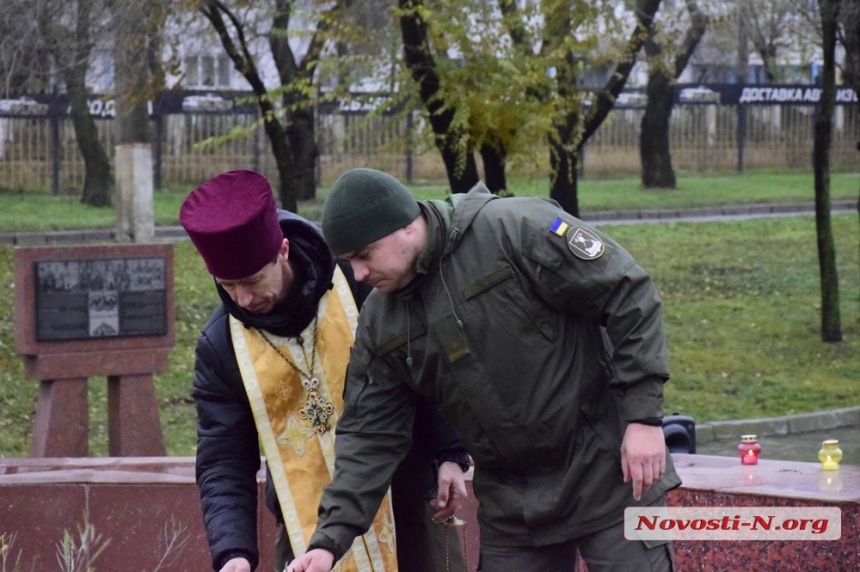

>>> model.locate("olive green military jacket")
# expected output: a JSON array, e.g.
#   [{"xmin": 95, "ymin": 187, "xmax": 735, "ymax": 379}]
[{"xmin": 310, "ymin": 183, "xmax": 681, "ymax": 559}]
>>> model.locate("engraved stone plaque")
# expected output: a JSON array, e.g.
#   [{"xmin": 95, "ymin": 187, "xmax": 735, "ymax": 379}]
[{"xmin": 34, "ymin": 257, "xmax": 167, "ymax": 341}]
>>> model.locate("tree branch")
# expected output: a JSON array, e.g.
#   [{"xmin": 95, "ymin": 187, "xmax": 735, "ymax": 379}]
[{"xmin": 580, "ymin": 0, "xmax": 662, "ymax": 146}]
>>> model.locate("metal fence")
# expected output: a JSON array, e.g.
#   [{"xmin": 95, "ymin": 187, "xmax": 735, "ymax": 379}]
[{"xmin": 0, "ymin": 103, "xmax": 857, "ymax": 196}]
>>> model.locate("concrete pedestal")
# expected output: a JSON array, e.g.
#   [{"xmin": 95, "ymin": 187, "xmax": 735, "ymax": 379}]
[
  {"xmin": 14, "ymin": 244, "xmax": 174, "ymax": 458},
  {"xmin": 107, "ymin": 374, "xmax": 166, "ymax": 456}
]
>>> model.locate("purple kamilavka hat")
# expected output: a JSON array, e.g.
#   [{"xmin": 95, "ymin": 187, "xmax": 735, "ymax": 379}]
[{"xmin": 180, "ymin": 170, "xmax": 283, "ymax": 280}]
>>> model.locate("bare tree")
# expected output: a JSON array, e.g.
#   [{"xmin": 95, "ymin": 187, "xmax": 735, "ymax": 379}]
[
  {"xmin": 687, "ymin": 1, "xmax": 821, "ymax": 85},
  {"xmin": 836, "ymin": 0, "xmax": 860, "ymax": 315},
  {"xmin": 197, "ymin": 0, "xmax": 356, "ymax": 211},
  {"xmin": 639, "ymin": 0, "xmax": 708, "ymax": 189},
  {"xmin": 113, "ymin": 0, "xmax": 171, "ymax": 242},
  {"xmin": 114, "ymin": 2, "xmax": 152, "ymax": 146},
  {"xmin": 200, "ymin": 1, "xmax": 297, "ymax": 210},
  {"xmin": 841, "ymin": 0, "xmax": 860, "ymax": 93},
  {"xmin": 267, "ymin": 0, "xmax": 347, "ymax": 202},
  {"xmin": 814, "ymin": 0, "xmax": 842, "ymax": 342},
  {"xmin": 743, "ymin": 0, "xmax": 797, "ymax": 82},
  {"xmin": 547, "ymin": 0, "xmax": 662, "ymax": 215},
  {"xmin": 1, "ymin": 1, "xmax": 113, "ymax": 205},
  {"xmin": 397, "ymin": 0, "xmax": 480, "ymax": 193},
  {"xmin": 56, "ymin": 1, "xmax": 113, "ymax": 206},
  {"xmin": 0, "ymin": 0, "xmax": 54, "ymax": 95}
]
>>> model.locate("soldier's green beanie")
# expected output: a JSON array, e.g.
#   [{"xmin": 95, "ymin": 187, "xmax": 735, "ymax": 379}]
[{"xmin": 322, "ymin": 168, "xmax": 421, "ymax": 255}]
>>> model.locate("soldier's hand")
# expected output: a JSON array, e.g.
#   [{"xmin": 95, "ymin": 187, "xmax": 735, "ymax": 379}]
[
  {"xmin": 621, "ymin": 424, "xmax": 666, "ymax": 501},
  {"xmin": 219, "ymin": 557, "xmax": 252, "ymax": 572},
  {"xmin": 429, "ymin": 460, "xmax": 468, "ymax": 521},
  {"xmin": 286, "ymin": 549, "xmax": 335, "ymax": 572}
]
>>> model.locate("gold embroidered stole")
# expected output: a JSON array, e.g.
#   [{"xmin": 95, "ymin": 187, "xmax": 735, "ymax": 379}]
[{"xmin": 230, "ymin": 267, "xmax": 398, "ymax": 571}]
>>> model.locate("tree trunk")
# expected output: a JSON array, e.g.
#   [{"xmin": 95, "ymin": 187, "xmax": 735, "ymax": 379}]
[
  {"xmin": 479, "ymin": 141, "xmax": 507, "ymax": 194},
  {"xmin": 548, "ymin": 144, "xmax": 579, "ymax": 216},
  {"xmin": 266, "ymin": 112, "xmax": 299, "ymax": 213},
  {"xmin": 67, "ymin": 2, "xmax": 111, "ymax": 207},
  {"xmin": 814, "ymin": 0, "xmax": 842, "ymax": 342},
  {"xmin": 286, "ymin": 105, "xmax": 317, "ymax": 201},
  {"xmin": 544, "ymin": 3, "xmax": 580, "ymax": 217},
  {"xmin": 270, "ymin": 0, "xmax": 317, "ymax": 202},
  {"xmin": 399, "ymin": 0, "xmax": 479, "ymax": 193},
  {"xmin": 640, "ymin": 0, "xmax": 706, "ymax": 189},
  {"xmin": 114, "ymin": 4, "xmax": 149, "ymax": 145},
  {"xmin": 838, "ymin": 0, "xmax": 860, "ymax": 314},
  {"xmin": 640, "ymin": 55, "xmax": 676, "ymax": 189},
  {"xmin": 113, "ymin": 0, "xmax": 154, "ymax": 243},
  {"xmin": 71, "ymin": 87, "xmax": 112, "ymax": 206}
]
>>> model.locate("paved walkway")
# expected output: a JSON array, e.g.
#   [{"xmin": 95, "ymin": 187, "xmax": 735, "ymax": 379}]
[{"xmin": 588, "ymin": 198, "xmax": 858, "ymax": 226}]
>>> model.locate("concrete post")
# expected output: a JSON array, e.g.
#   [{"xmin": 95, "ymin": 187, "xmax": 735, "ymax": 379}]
[{"xmin": 115, "ymin": 143, "xmax": 154, "ymax": 243}]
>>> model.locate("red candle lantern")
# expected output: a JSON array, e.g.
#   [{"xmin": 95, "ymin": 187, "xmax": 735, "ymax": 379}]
[{"xmin": 738, "ymin": 435, "xmax": 761, "ymax": 465}]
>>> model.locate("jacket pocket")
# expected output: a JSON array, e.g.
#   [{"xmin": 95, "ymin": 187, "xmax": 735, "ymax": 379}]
[
  {"xmin": 461, "ymin": 264, "xmax": 515, "ymax": 299},
  {"xmin": 462, "ymin": 263, "xmax": 555, "ymax": 343},
  {"xmin": 342, "ymin": 342, "xmax": 373, "ymax": 403}
]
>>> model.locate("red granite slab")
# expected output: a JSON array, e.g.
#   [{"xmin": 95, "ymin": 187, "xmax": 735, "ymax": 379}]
[
  {"xmin": 668, "ymin": 454, "xmax": 860, "ymax": 572},
  {"xmin": 2, "ymin": 455, "xmax": 856, "ymax": 571},
  {"xmin": 0, "ymin": 457, "xmax": 274, "ymax": 571}
]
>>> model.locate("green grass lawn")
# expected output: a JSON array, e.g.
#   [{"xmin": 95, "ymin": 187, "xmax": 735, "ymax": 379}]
[
  {"xmin": 610, "ymin": 215, "xmax": 860, "ymax": 422},
  {"xmin": 0, "ymin": 169, "xmax": 858, "ymax": 456},
  {"xmin": 1, "ymin": 169, "xmax": 857, "ymax": 231}
]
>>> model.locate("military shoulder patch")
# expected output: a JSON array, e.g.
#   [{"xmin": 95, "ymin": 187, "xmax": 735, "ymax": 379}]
[{"xmin": 566, "ymin": 226, "xmax": 605, "ymax": 260}]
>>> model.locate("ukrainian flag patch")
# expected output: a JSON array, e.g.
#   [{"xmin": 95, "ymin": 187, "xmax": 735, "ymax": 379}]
[{"xmin": 550, "ymin": 217, "xmax": 569, "ymax": 236}]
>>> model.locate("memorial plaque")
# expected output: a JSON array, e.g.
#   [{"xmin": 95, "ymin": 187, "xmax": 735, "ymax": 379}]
[
  {"xmin": 34, "ymin": 257, "xmax": 167, "ymax": 341},
  {"xmin": 14, "ymin": 243, "xmax": 176, "ymax": 457},
  {"xmin": 14, "ymin": 243, "xmax": 175, "ymax": 361}
]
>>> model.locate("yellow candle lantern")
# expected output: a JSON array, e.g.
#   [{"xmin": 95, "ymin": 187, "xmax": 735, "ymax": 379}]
[{"xmin": 818, "ymin": 439, "xmax": 843, "ymax": 471}]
